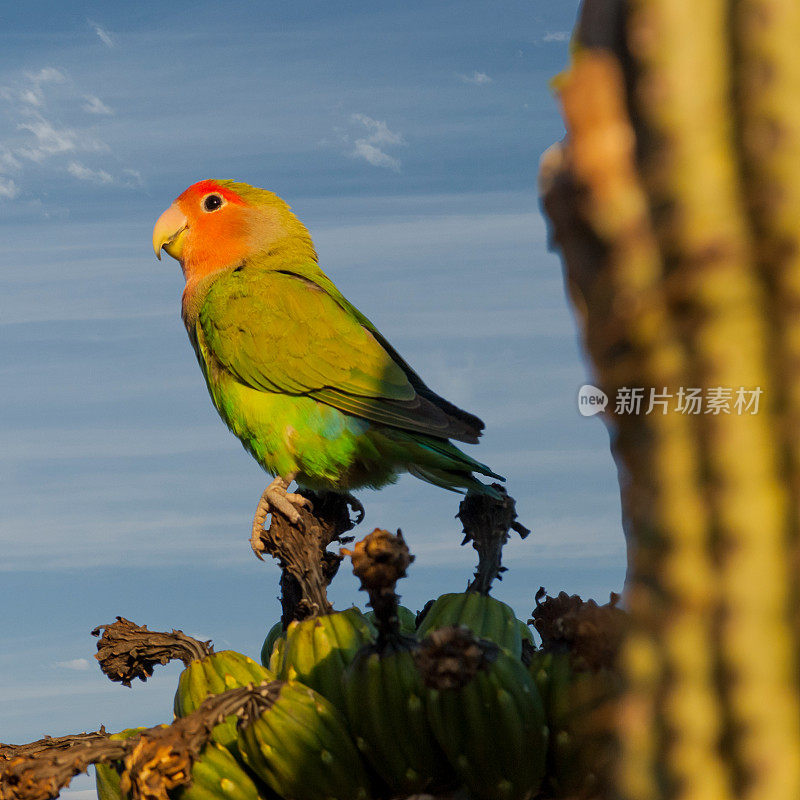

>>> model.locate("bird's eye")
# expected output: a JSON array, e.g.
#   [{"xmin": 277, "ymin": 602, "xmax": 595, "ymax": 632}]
[{"xmin": 203, "ymin": 194, "xmax": 223, "ymax": 212}]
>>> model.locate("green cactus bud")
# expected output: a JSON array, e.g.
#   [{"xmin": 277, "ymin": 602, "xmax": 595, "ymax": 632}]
[
  {"xmin": 174, "ymin": 650, "xmax": 274, "ymax": 750},
  {"xmin": 260, "ymin": 622, "xmax": 284, "ymax": 668},
  {"xmin": 183, "ymin": 740, "xmax": 271, "ymax": 800},
  {"xmin": 96, "ymin": 731, "xmax": 270, "ymax": 800},
  {"xmin": 276, "ymin": 608, "xmax": 375, "ymax": 714},
  {"xmin": 95, "ymin": 728, "xmax": 144, "ymax": 800},
  {"xmin": 529, "ymin": 649, "xmax": 620, "ymax": 798},
  {"xmin": 343, "ymin": 637, "xmax": 455, "ymax": 795},
  {"xmin": 417, "ymin": 592, "xmax": 523, "ymax": 658},
  {"xmin": 417, "ymin": 626, "xmax": 547, "ymax": 800},
  {"xmin": 238, "ymin": 679, "xmax": 370, "ymax": 800}
]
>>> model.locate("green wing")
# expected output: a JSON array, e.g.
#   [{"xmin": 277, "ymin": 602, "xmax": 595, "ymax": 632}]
[
  {"xmin": 285, "ymin": 262, "xmax": 486, "ymax": 440},
  {"xmin": 198, "ymin": 266, "xmax": 482, "ymax": 442}
]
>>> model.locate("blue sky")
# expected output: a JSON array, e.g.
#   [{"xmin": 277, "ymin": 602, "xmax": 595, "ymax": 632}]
[{"xmin": 0, "ymin": 1, "xmax": 624, "ymax": 791}]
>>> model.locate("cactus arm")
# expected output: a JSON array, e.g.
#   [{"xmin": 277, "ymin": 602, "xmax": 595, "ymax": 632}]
[
  {"xmin": 627, "ymin": 0, "xmax": 800, "ymax": 795},
  {"xmin": 733, "ymin": 0, "xmax": 800, "ymax": 647},
  {"xmin": 544, "ymin": 49, "xmax": 730, "ymax": 800}
]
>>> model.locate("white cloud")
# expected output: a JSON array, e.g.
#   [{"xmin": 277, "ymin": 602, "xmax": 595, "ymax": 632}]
[
  {"xmin": 67, "ymin": 161, "xmax": 114, "ymax": 184},
  {"xmin": 122, "ymin": 168, "xmax": 143, "ymax": 187},
  {"xmin": 82, "ymin": 95, "xmax": 113, "ymax": 115},
  {"xmin": 54, "ymin": 658, "xmax": 91, "ymax": 671},
  {"xmin": 0, "ymin": 146, "xmax": 20, "ymax": 171},
  {"xmin": 350, "ymin": 113, "xmax": 405, "ymax": 147},
  {"xmin": 88, "ymin": 20, "xmax": 115, "ymax": 48},
  {"xmin": 543, "ymin": 31, "xmax": 570, "ymax": 42},
  {"xmin": 349, "ymin": 113, "xmax": 405, "ymax": 171},
  {"xmin": 0, "ymin": 177, "xmax": 18, "ymax": 198},
  {"xmin": 352, "ymin": 140, "xmax": 401, "ymax": 171},
  {"xmin": 27, "ymin": 67, "xmax": 67, "ymax": 85},
  {"xmin": 26, "ymin": 68, "xmax": 67, "ymax": 105},
  {"xmin": 17, "ymin": 115, "xmax": 77, "ymax": 161},
  {"xmin": 19, "ymin": 89, "xmax": 42, "ymax": 107},
  {"xmin": 458, "ymin": 70, "xmax": 493, "ymax": 85},
  {"xmin": 0, "ymin": 68, "xmax": 139, "ymax": 192},
  {"xmin": 3, "ymin": 68, "xmax": 67, "ymax": 109}
]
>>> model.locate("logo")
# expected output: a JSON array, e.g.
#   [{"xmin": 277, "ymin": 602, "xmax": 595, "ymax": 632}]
[{"xmin": 578, "ymin": 384, "xmax": 608, "ymax": 417}]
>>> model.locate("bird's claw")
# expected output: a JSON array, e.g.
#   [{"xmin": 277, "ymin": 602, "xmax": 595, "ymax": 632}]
[
  {"xmin": 284, "ymin": 491, "xmax": 314, "ymax": 519},
  {"xmin": 250, "ymin": 538, "xmax": 266, "ymax": 561},
  {"xmin": 250, "ymin": 477, "xmax": 313, "ymax": 558}
]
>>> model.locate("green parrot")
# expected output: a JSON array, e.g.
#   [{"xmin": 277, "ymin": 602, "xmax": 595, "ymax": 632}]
[{"xmin": 152, "ymin": 179, "xmax": 503, "ymax": 552}]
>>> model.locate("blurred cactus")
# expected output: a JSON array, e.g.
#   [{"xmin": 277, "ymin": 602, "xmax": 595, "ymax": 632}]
[
  {"xmin": 541, "ymin": 1, "xmax": 800, "ymax": 798},
  {"xmin": 529, "ymin": 590, "xmax": 627, "ymax": 798}
]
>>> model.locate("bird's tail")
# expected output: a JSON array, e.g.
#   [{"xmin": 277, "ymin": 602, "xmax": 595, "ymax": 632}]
[
  {"xmin": 416, "ymin": 437, "xmax": 503, "ymax": 478},
  {"xmin": 402, "ymin": 434, "xmax": 505, "ymax": 498},
  {"xmin": 407, "ymin": 463, "xmax": 504, "ymax": 499}
]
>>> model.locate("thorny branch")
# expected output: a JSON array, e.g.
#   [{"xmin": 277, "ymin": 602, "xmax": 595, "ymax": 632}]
[
  {"xmin": 0, "ymin": 732, "xmax": 110, "ymax": 764},
  {"xmin": 0, "ymin": 682, "xmax": 284, "ymax": 800}
]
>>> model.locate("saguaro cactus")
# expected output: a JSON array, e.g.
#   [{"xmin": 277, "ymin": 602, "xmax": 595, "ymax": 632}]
[{"xmin": 541, "ymin": 1, "xmax": 800, "ymax": 799}]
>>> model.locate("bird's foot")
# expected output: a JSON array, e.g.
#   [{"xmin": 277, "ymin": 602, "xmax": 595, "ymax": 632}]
[{"xmin": 250, "ymin": 476, "xmax": 313, "ymax": 559}]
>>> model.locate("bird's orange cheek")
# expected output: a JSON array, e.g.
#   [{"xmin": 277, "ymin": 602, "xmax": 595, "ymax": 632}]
[
  {"xmin": 181, "ymin": 235, "xmax": 231, "ymax": 281},
  {"xmin": 181, "ymin": 217, "xmax": 252, "ymax": 282}
]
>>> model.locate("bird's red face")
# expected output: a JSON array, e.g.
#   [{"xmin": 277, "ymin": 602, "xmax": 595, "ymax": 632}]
[{"xmin": 152, "ymin": 179, "xmax": 256, "ymax": 282}]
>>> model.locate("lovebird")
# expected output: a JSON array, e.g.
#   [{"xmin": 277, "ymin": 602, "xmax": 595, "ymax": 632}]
[{"xmin": 152, "ymin": 179, "xmax": 503, "ymax": 552}]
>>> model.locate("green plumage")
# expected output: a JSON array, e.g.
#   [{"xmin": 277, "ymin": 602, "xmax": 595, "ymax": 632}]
[{"xmin": 188, "ymin": 248, "xmax": 502, "ymax": 495}]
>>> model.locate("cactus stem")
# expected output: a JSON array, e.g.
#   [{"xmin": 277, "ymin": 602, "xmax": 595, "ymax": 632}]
[
  {"xmin": 255, "ymin": 490, "xmax": 363, "ymax": 625},
  {"xmin": 459, "ymin": 485, "xmax": 529, "ymax": 596}
]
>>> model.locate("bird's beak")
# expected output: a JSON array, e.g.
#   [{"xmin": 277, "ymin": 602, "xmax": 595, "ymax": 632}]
[{"xmin": 152, "ymin": 204, "xmax": 188, "ymax": 261}]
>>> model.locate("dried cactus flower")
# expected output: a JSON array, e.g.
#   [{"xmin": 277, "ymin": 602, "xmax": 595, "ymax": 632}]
[
  {"xmin": 91, "ymin": 617, "xmax": 213, "ymax": 686},
  {"xmin": 414, "ymin": 625, "xmax": 499, "ymax": 690},
  {"xmin": 531, "ymin": 589, "xmax": 626, "ymax": 671},
  {"xmin": 344, "ymin": 528, "xmax": 413, "ymax": 594},
  {"xmin": 121, "ymin": 725, "xmax": 195, "ymax": 800}
]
